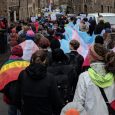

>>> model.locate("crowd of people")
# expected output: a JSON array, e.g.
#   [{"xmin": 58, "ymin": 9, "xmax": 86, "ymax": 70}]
[
  {"xmin": 0, "ymin": 18, "xmax": 7, "ymax": 53},
  {"xmin": 0, "ymin": 14, "xmax": 115, "ymax": 115}
]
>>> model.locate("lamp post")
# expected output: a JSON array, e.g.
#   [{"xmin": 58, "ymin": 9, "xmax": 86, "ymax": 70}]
[
  {"xmin": 27, "ymin": 0, "xmax": 29, "ymax": 18},
  {"xmin": 18, "ymin": 0, "xmax": 20, "ymax": 20},
  {"xmin": 38, "ymin": 0, "xmax": 41, "ymax": 16}
]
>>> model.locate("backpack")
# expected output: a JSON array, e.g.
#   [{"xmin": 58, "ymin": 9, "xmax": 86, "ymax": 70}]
[
  {"xmin": 67, "ymin": 53, "xmax": 83, "ymax": 93},
  {"xmin": 67, "ymin": 52, "xmax": 83, "ymax": 76},
  {"xmin": 99, "ymin": 87, "xmax": 115, "ymax": 115},
  {"xmin": 47, "ymin": 63, "xmax": 77, "ymax": 105}
]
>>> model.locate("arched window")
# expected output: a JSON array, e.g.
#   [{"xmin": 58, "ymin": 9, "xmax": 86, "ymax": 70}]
[
  {"xmin": 101, "ymin": 5, "xmax": 103, "ymax": 13},
  {"xmin": 84, "ymin": 5, "xmax": 87, "ymax": 13},
  {"xmin": 108, "ymin": 6, "xmax": 110, "ymax": 12}
]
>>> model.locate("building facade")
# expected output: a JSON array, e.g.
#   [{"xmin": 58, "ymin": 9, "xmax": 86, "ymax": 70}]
[
  {"xmin": 0, "ymin": 1, "xmax": 7, "ymax": 18},
  {"xmin": 72, "ymin": 0, "xmax": 115, "ymax": 14},
  {"xmin": 53, "ymin": 0, "xmax": 115, "ymax": 14},
  {"xmin": 0, "ymin": 0, "xmax": 115, "ymax": 22}
]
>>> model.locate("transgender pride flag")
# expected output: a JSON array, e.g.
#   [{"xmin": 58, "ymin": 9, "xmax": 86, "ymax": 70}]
[
  {"xmin": 62, "ymin": 26, "xmax": 90, "ymax": 58},
  {"xmin": 72, "ymin": 29, "xmax": 89, "ymax": 58}
]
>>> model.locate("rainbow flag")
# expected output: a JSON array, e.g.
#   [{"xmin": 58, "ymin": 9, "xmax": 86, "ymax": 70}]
[{"xmin": 0, "ymin": 60, "xmax": 30, "ymax": 90}]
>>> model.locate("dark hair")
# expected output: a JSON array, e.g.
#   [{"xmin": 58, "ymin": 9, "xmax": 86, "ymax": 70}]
[
  {"xmin": 38, "ymin": 38, "xmax": 50, "ymax": 49},
  {"xmin": 31, "ymin": 50, "xmax": 47, "ymax": 65},
  {"xmin": 70, "ymin": 40, "xmax": 80, "ymax": 50},
  {"xmin": 50, "ymin": 39, "xmax": 61, "ymax": 50},
  {"xmin": 83, "ymin": 17, "xmax": 88, "ymax": 22},
  {"xmin": 104, "ymin": 22, "xmax": 111, "ymax": 29},
  {"xmin": 95, "ymin": 35, "xmax": 104, "ymax": 44},
  {"xmin": 52, "ymin": 48, "xmax": 67, "ymax": 62},
  {"xmin": 94, "ymin": 44, "xmax": 107, "ymax": 57},
  {"xmin": 70, "ymin": 17, "xmax": 74, "ymax": 21},
  {"xmin": 47, "ymin": 29, "xmax": 54, "ymax": 35},
  {"xmin": 94, "ymin": 43, "xmax": 115, "ymax": 73},
  {"xmin": 88, "ymin": 20, "xmax": 96, "ymax": 36},
  {"xmin": 94, "ymin": 21, "xmax": 104, "ymax": 35}
]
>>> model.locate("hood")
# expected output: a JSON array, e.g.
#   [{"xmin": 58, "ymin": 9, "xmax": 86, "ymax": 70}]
[
  {"xmin": 90, "ymin": 62, "xmax": 106, "ymax": 76},
  {"xmin": 9, "ymin": 55, "xmax": 22, "ymax": 60},
  {"xmin": 88, "ymin": 68, "xmax": 114, "ymax": 88},
  {"xmin": 25, "ymin": 63, "xmax": 47, "ymax": 80}
]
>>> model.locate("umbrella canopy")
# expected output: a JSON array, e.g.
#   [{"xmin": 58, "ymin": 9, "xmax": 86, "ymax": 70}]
[{"xmin": 0, "ymin": 60, "xmax": 30, "ymax": 90}]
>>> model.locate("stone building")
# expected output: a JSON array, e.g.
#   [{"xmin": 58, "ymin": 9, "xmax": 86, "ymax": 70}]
[
  {"xmin": 8, "ymin": 0, "xmax": 19, "ymax": 22},
  {"xmin": 19, "ymin": 0, "xmax": 28, "ymax": 20},
  {"xmin": 0, "ymin": 0, "xmax": 19, "ymax": 22},
  {"xmin": 53, "ymin": 0, "xmax": 115, "ymax": 14},
  {"xmin": 0, "ymin": 1, "xmax": 7, "ymax": 18},
  {"xmin": 72, "ymin": 0, "xmax": 115, "ymax": 14}
]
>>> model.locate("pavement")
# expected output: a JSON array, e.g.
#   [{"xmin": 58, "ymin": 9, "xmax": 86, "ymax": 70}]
[
  {"xmin": 0, "ymin": 94, "xmax": 8, "ymax": 115},
  {"xmin": 0, "ymin": 51, "xmax": 10, "ymax": 115}
]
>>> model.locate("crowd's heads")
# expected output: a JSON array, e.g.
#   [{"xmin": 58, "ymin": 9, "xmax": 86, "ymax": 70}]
[
  {"xmin": 104, "ymin": 22, "xmax": 111, "ymax": 29},
  {"xmin": 22, "ymin": 25, "xmax": 30, "ymax": 32},
  {"xmin": 11, "ymin": 28, "xmax": 17, "ymax": 33},
  {"xmin": 26, "ymin": 30, "xmax": 35, "ymax": 40},
  {"xmin": 35, "ymin": 33, "xmax": 44, "ymax": 44},
  {"xmin": 104, "ymin": 51, "xmax": 115, "ymax": 73},
  {"xmin": 83, "ymin": 17, "xmax": 88, "ymax": 22},
  {"xmin": 80, "ymin": 23, "xmax": 89, "ymax": 32},
  {"xmin": 70, "ymin": 17, "xmax": 74, "ymax": 22},
  {"xmin": 89, "ymin": 43, "xmax": 106, "ymax": 62},
  {"xmin": 11, "ymin": 45, "xmax": 23, "ymax": 57},
  {"xmin": 103, "ymin": 33, "xmax": 115, "ymax": 49},
  {"xmin": 89, "ymin": 43, "xmax": 115, "ymax": 73},
  {"xmin": 50, "ymin": 39, "xmax": 61, "ymax": 51},
  {"xmin": 30, "ymin": 50, "xmax": 47, "ymax": 65},
  {"xmin": 38, "ymin": 38, "xmax": 50, "ymax": 49},
  {"xmin": 98, "ymin": 15, "xmax": 104, "ymax": 23},
  {"xmin": 95, "ymin": 35, "xmax": 104, "ymax": 44},
  {"xmin": 52, "ymin": 48, "xmax": 67, "ymax": 62},
  {"xmin": 70, "ymin": 40, "xmax": 80, "ymax": 50},
  {"xmin": 47, "ymin": 28, "xmax": 54, "ymax": 36}
]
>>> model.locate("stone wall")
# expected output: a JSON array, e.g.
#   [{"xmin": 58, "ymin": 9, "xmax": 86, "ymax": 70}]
[{"xmin": 0, "ymin": 1, "xmax": 7, "ymax": 18}]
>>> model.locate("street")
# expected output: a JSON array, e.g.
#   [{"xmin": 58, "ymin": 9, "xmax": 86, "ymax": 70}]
[{"xmin": 0, "ymin": 94, "xmax": 8, "ymax": 115}]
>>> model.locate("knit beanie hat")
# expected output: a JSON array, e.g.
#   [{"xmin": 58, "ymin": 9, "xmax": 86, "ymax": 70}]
[
  {"xmin": 26, "ymin": 30, "xmax": 35, "ymax": 40},
  {"xmin": 89, "ymin": 45, "xmax": 104, "ymax": 61},
  {"xmin": 11, "ymin": 45, "xmax": 23, "ymax": 57}
]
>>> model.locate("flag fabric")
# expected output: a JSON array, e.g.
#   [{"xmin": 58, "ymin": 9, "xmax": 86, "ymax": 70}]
[
  {"xmin": 61, "ymin": 25, "xmax": 92, "ymax": 58},
  {"xmin": 78, "ymin": 31, "xmax": 94, "ymax": 44},
  {"xmin": 73, "ymin": 30, "xmax": 89, "ymax": 58},
  {"xmin": 112, "ymin": 47, "xmax": 115, "ymax": 52},
  {"xmin": 0, "ymin": 60, "xmax": 30, "ymax": 90},
  {"xmin": 19, "ymin": 40, "xmax": 39, "ymax": 61}
]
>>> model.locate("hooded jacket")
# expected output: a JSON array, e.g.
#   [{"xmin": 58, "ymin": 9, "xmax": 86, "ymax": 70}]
[
  {"xmin": 15, "ymin": 64, "xmax": 63, "ymax": 115},
  {"xmin": 72, "ymin": 62, "xmax": 115, "ymax": 115}
]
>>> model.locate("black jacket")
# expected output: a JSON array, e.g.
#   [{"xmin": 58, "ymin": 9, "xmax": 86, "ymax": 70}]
[
  {"xmin": 67, "ymin": 51, "xmax": 84, "ymax": 92},
  {"xmin": 47, "ymin": 61, "xmax": 77, "ymax": 104},
  {"xmin": 15, "ymin": 64, "xmax": 63, "ymax": 115},
  {"xmin": 67, "ymin": 51, "xmax": 84, "ymax": 74}
]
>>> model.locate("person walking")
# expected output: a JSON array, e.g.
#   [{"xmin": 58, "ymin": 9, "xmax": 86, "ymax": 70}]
[
  {"xmin": 73, "ymin": 43, "xmax": 115, "ymax": 115},
  {"xmin": 14, "ymin": 50, "xmax": 63, "ymax": 115}
]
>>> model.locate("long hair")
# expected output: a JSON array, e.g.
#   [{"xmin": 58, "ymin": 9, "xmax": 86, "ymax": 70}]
[{"xmin": 94, "ymin": 44, "xmax": 115, "ymax": 73}]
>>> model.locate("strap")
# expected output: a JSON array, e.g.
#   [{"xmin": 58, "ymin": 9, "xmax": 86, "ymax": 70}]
[
  {"xmin": 99, "ymin": 87, "xmax": 109, "ymax": 104},
  {"xmin": 99, "ymin": 87, "xmax": 113, "ymax": 114}
]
